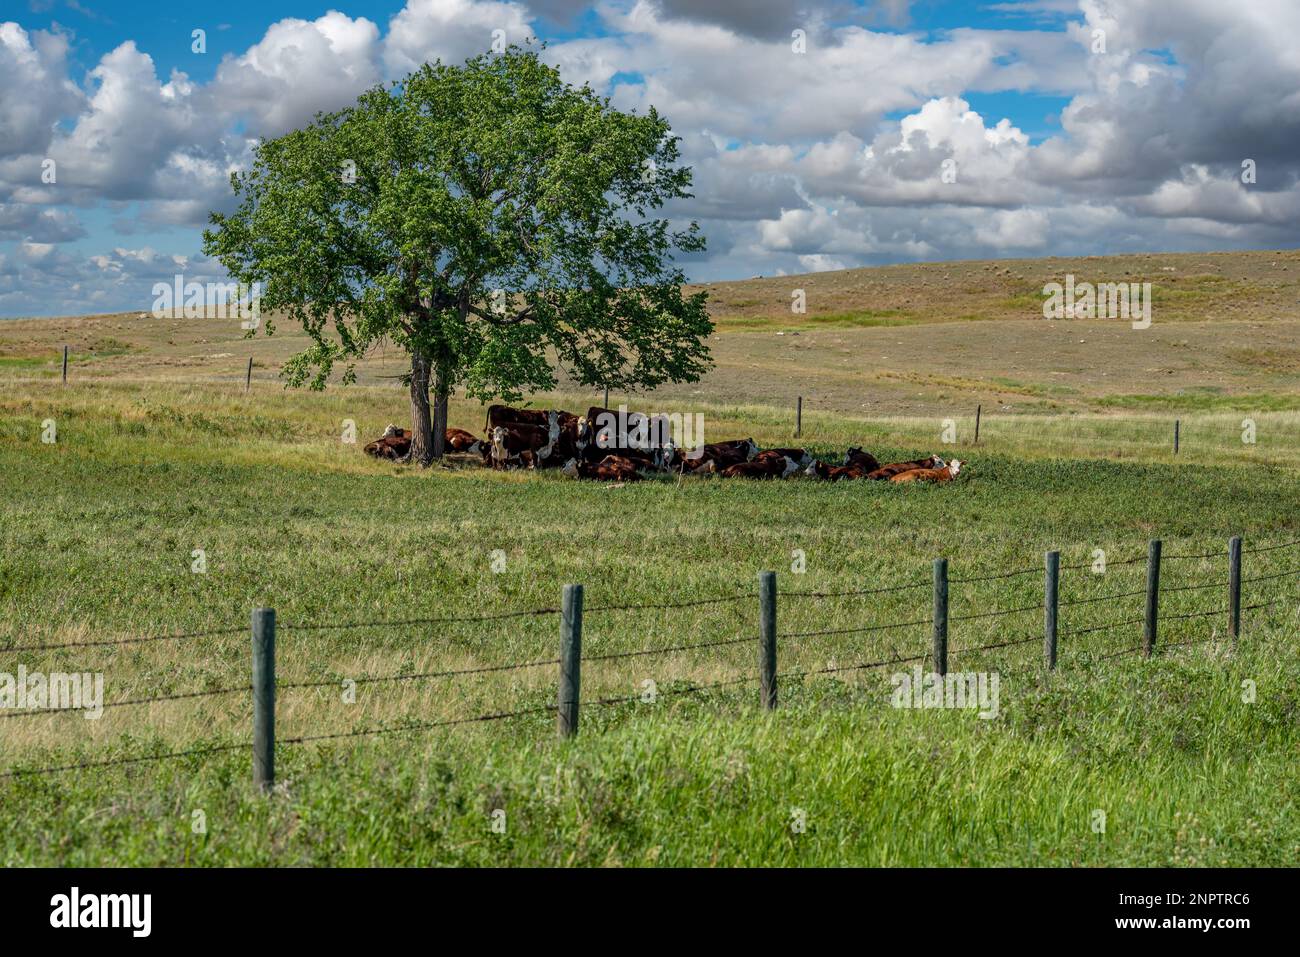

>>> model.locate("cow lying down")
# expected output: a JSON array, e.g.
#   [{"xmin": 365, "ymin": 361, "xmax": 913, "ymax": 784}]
[
  {"xmin": 804, "ymin": 454, "xmax": 959, "ymax": 483},
  {"xmin": 364, "ymin": 425, "xmax": 412, "ymax": 461},
  {"xmin": 560, "ymin": 455, "xmax": 641, "ymax": 482},
  {"xmin": 889, "ymin": 459, "xmax": 963, "ymax": 483},
  {"xmin": 364, "ymin": 425, "xmax": 484, "ymax": 462},
  {"xmin": 720, "ymin": 451, "xmax": 802, "ymax": 479}
]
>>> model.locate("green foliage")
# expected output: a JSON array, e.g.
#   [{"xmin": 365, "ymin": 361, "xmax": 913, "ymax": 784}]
[{"xmin": 203, "ymin": 46, "xmax": 711, "ymax": 401}]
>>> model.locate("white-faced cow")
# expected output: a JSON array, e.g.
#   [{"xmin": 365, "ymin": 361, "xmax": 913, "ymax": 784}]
[
  {"xmin": 583, "ymin": 406, "xmax": 675, "ymax": 465},
  {"xmin": 889, "ymin": 459, "xmax": 963, "ymax": 483},
  {"xmin": 865, "ymin": 455, "xmax": 945, "ymax": 480},
  {"xmin": 364, "ymin": 424, "xmax": 412, "ymax": 461},
  {"xmin": 487, "ymin": 424, "xmax": 550, "ymax": 470}
]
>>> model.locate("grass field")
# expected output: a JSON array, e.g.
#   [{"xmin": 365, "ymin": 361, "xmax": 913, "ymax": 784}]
[{"xmin": 1, "ymin": 252, "xmax": 1298, "ymax": 866}]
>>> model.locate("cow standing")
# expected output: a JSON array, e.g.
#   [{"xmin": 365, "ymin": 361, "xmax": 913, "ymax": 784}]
[
  {"xmin": 583, "ymin": 406, "xmax": 675, "ymax": 466},
  {"xmin": 487, "ymin": 424, "xmax": 549, "ymax": 470},
  {"xmin": 485, "ymin": 405, "xmax": 550, "ymax": 432}
]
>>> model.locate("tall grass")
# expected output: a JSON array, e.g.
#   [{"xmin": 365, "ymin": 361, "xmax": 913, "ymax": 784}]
[{"xmin": 0, "ymin": 377, "xmax": 1296, "ymax": 865}]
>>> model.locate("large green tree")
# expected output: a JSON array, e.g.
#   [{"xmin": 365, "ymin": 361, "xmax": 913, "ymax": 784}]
[{"xmin": 204, "ymin": 46, "xmax": 711, "ymax": 465}]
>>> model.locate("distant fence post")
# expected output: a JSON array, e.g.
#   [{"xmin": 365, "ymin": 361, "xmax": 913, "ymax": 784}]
[
  {"xmin": 974, "ymin": 405, "xmax": 982, "ymax": 445},
  {"xmin": 795, "ymin": 396, "xmax": 803, "ymax": 438},
  {"xmin": 1143, "ymin": 539, "xmax": 1161, "ymax": 658},
  {"xmin": 245, "ymin": 356, "xmax": 253, "ymax": 392},
  {"xmin": 1228, "ymin": 536, "xmax": 1242, "ymax": 649},
  {"xmin": 251, "ymin": 607, "xmax": 276, "ymax": 792},
  {"xmin": 1174, "ymin": 420, "xmax": 1180, "ymax": 455},
  {"xmin": 932, "ymin": 558, "xmax": 948, "ymax": 676},
  {"xmin": 62, "ymin": 345, "xmax": 68, "ymax": 385},
  {"xmin": 558, "ymin": 583, "xmax": 583, "ymax": 738},
  {"xmin": 1044, "ymin": 550, "xmax": 1059, "ymax": 670},
  {"xmin": 758, "ymin": 570, "xmax": 777, "ymax": 710}
]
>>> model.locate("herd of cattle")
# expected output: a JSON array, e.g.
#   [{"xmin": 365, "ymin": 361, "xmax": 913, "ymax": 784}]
[{"xmin": 364, "ymin": 404, "xmax": 964, "ymax": 483}]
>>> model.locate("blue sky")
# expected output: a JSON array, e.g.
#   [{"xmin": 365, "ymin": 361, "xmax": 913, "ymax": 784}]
[{"xmin": 2, "ymin": 0, "xmax": 1298, "ymax": 316}]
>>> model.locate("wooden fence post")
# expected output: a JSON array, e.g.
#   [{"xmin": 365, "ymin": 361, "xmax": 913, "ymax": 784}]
[
  {"xmin": 1228, "ymin": 536, "xmax": 1242, "ymax": 649},
  {"xmin": 251, "ymin": 607, "xmax": 276, "ymax": 792},
  {"xmin": 245, "ymin": 356, "xmax": 253, "ymax": 392},
  {"xmin": 1144, "ymin": 539, "xmax": 1161, "ymax": 658},
  {"xmin": 1044, "ymin": 550, "xmax": 1059, "ymax": 670},
  {"xmin": 558, "ymin": 583, "xmax": 583, "ymax": 738},
  {"xmin": 795, "ymin": 396, "xmax": 803, "ymax": 438},
  {"xmin": 759, "ymin": 570, "xmax": 777, "ymax": 709},
  {"xmin": 1174, "ymin": 419, "xmax": 1180, "ymax": 455},
  {"xmin": 62, "ymin": 345, "xmax": 68, "ymax": 385},
  {"xmin": 932, "ymin": 558, "xmax": 948, "ymax": 676},
  {"xmin": 974, "ymin": 405, "xmax": 982, "ymax": 445}
]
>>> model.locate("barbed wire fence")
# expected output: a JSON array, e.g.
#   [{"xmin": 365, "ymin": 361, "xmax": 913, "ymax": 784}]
[
  {"xmin": 1, "ymin": 536, "xmax": 1295, "ymax": 785},
  {"xmin": 31, "ymin": 348, "xmax": 1295, "ymax": 463}
]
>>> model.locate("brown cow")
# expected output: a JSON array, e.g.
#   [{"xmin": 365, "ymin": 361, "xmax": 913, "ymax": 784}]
[
  {"xmin": 721, "ymin": 454, "xmax": 799, "ymax": 479},
  {"xmin": 363, "ymin": 424, "xmax": 412, "ymax": 461},
  {"xmin": 485, "ymin": 404, "xmax": 549, "ymax": 432},
  {"xmin": 583, "ymin": 405, "xmax": 672, "ymax": 463},
  {"xmin": 866, "ymin": 454, "xmax": 945, "ymax": 480},
  {"xmin": 535, "ymin": 410, "xmax": 590, "ymax": 468},
  {"xmin": 445, "ymin": 428, "xmax": 483, "ymax": 455},
  {"xmin": 560, "ymin": 455, "xmax": 641, "ymax": 482},
  {"xmin": 889, "ymin": 459, "xmax": 964, "ymax": 484},
  {"xmin": 486, "ymin": 424, "xmax": 549, "ymax": 470},
  {"xmin": 679, "ymin": 438, "xmax": 760, "ymax": 472},
  {"xmin": 804, "ymin": 460, "xmax": 872, "ymax": 481},
  {"xmin": 760, "ymin": 447, "xmax": 815, "ymax": 468},
  {"xmin": 842, "ymin": 447, "xmax": 882, "ymax": 472}
]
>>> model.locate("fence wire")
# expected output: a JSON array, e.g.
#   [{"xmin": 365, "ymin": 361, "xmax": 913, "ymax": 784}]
[
  {"xmin": 4, "ymin": 539, "xmax": 1294, "ymax": 781},
  {"xmin": 279, "ymin": 606, "xmax": 560, "ymax": 631},
  {"xmin": 779, "ymin": 616, "xmax": 933, "ymax": 641},
  {"xmin": 782, "ymin": 580, "xmax": 930, "ymax": 600},
  {"xmin": 0, "ymin": 741, "xmax": 246, "ymax": 780},
  {"xmin": 0, "ymin": 683, "xmax": 251, "ymax": 720},
  {"xmin": 281, "ymin": 657, "xmax": 559, "ymax": 691},
  {"xmin": 280, "ymin": 705, "xmax": 554, "ymax": 746},
  {"xmin": 0, "ymin": 626, "xmax": 246, "ymax": 654}
]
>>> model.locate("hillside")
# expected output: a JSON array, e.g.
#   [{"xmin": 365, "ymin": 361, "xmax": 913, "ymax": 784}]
[{"xmin": 3, "ymin": 249, "xmax": 1300, "ymax": 419}]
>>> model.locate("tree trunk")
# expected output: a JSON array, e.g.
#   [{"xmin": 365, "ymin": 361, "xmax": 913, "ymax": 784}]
[
  {"xmin": 431, "ymin": 366, "xmax": 449, "ymax": 459},
  {"xmin": 409, "ymin": 351, "xmax": 435, "ymax": 467}
]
